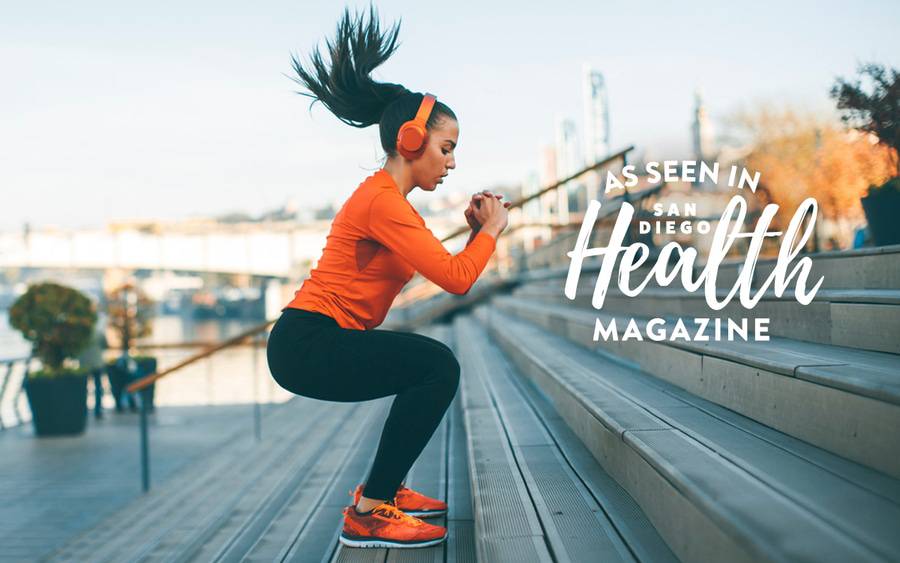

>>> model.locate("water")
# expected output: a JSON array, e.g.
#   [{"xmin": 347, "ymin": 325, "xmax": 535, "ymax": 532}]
[{"xmin": 0, "ymin": 314, "xmax": 30, "ymax": 361}]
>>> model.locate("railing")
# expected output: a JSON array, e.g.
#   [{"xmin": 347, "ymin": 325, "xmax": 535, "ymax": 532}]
[
  {"xmin": 397, "ymin": 146, "xmax": 658, "ymax": 299},
  {"xmin": 437, "ymin": 145, "xmax": 634, "ymax": 243},
  {"xmin": 126, "ymin": 320, "xmax": 274, "ymax": 491},
  {"xmin": 121, "ymin": 145, "xmax": 640, "ymax": 492},
  {"xmin": 388, "ymin": 147, "xmax": 660, "ymax": 328},
  {"xmin": 0, "ymin": 356, "xmax": 33, "ymax": 430},
  {"xmin": 516, "ymin": 181, "xmax": 667, "ymax": 271}
]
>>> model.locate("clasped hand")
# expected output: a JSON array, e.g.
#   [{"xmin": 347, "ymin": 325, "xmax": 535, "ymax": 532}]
[{"xmin": 464, "ymin": 190, "xmax": 511, "ymax": 231}]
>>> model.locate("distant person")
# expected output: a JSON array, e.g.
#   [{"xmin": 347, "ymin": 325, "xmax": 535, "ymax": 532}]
[
  {"xmin": 266, "ymin": 7, "xmax": 509, "ymax": 550},
  {"xmin": 853, "ymin": 225, "xmax": 871, "ymax": 249},
  {"xmin": 78, "ymin": 312, "xmax": 108, "ymax": 419}
]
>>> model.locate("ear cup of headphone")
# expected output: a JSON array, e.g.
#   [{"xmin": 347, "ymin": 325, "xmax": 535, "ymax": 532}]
[
  {"xmin": 395, "ymin": 93, "xmax": 436, "ymax": 160},
  {"xmin": 396, "ymin": 123, "xmax": 427, "ymax": 159}
]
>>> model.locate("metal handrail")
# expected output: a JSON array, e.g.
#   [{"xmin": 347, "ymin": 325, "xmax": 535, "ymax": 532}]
[
  {"xmin": 131, "ymin": 340, "xmax": 267, "ymax": 351},
  {"xmin": 438, "ymin": 146, "xmax": 634, "ymax": 243},
  {"xmin": 125, "ymin": 319, "xmax": 274, "ymax": 491},
  {"xmin": 393, "ymin": 147, "xmax": 640, "ymax": 308},
  {"xmin": 126, "ymin": 319, "xmax": 274, "ymax": 393},
  {"xmin": 0, "ymin": 355, "xmax": 33, "ymax": 431}
]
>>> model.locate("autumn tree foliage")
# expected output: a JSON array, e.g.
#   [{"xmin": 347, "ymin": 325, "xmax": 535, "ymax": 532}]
[
  {"xmin": 105, "ymin": 283, "xmax": 154, "ymax": 352},
  {"xmin": 734, "ymin": 106, "xmax": 895, "ymax": 223}
]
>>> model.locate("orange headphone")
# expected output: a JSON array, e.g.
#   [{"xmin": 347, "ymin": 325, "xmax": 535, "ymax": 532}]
[{"xmin": 395, "ymin": 93, "xmax": 436, "ymax": 160}]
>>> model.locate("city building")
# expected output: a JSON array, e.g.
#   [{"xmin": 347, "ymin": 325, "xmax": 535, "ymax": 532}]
[
  {"xmin": 582, "ymin": 64, "xmax": 611, "ymax": 204},
  {"xmin": 555, "ymin": 117, "xmax": 581, "ymax": 219},
  {"xmin": 583, "ymin": 65, "xmax": 611, "ymax": 165}
]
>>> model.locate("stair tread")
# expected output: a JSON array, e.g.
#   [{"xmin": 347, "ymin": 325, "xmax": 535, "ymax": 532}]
[
  {"xmin": 457, "ymin": 313, "xmax": 678, "ymax": 562},
  {"xmin": 496, "ymin": 296, "xmax": 900, "ymax": 406},
  {"xmin": 487, "ymin": 305, "xmax": 900, "ymax": 561},
  {"xmin": 205, "ymin": 400, "xmax": 386, "ymax": 562},
  {"xmin": 454, "ymin": 319, "xmax": 552, "ymax": 559},
  {"xmin": 517, "ymin": 283, "xmax": 900, "ymax": 305},
  {"xmin": 45, "ymin": 397, "xmax": 339, "ymax": 561}
]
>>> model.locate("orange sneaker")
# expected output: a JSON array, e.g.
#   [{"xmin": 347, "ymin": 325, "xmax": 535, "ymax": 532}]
[
  {"xmin": 351, "ymin": 483, "xmax": 448, "ymax": 518},
  {"xmin": 340, "ymin": 501, "xmax": 447, "ymax": 548}
]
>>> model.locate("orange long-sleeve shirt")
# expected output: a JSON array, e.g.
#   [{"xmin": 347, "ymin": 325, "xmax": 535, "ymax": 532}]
[{"xmin": 286, "ymin": 169, "xmax": 497, "ymax": 330}]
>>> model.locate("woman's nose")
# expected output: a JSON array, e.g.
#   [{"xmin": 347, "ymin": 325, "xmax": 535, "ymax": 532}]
[{"xmin": 447, "ymin": 155, "xmax": 456, "ymax": 169}]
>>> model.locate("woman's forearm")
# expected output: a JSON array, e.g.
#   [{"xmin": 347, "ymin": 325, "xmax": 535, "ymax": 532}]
[{"xmin": 465, "ymin": 227, "xmax": 480, "ymax": 247}]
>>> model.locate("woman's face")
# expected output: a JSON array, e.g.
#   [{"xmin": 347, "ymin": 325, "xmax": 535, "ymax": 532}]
[{"xmin": 411, "ymin": 116, "xmax": 458, "ymax": 191}]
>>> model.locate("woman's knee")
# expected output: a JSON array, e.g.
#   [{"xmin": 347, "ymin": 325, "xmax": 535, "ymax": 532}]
[{"xmin": 433, "ymin": 349, "xmax": 460, "ymax": 392}]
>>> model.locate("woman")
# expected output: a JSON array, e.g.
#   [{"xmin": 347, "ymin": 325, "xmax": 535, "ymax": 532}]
[{"xmin": 266, "ymin": 7, "xmax": 509, "ymax": 550}]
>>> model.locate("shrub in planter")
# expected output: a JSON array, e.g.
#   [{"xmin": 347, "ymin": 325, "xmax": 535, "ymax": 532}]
[
  {"xmin": 105, "ymin": 283, "xmax": 153, "ymax": 352},
  {"xmin": 105, "ymin": 359, "xmax": 137, "ymax": 412},
  {"xmin": 104, "ymin": 283, "xmax": 156, "ymax": 411},
  {"xmin": 8, "ymin": 282, "xmax": 97, "ymax": 436},
  {"xmin": 106, "ymin": 355, "xmax": 157, "ymax": 412}
]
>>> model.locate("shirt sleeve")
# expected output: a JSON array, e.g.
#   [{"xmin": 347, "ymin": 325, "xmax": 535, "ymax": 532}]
[{"xmin": 367, "ymin": 190, "xmax": 496, "ymax": 295}]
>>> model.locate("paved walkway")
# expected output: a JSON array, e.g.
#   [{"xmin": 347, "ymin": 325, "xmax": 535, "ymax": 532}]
[{"xmin": 0, "ymin": 401, "xmax": 284, "ymax": 562}]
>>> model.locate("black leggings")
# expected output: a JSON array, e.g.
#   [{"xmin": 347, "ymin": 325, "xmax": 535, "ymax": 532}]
[{"xmin": 265, "ymin": 307, "xmax": 460, "ymax": 501}]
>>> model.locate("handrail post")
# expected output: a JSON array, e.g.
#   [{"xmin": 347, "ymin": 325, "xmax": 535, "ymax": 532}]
[
  {"xmin": 0, "ymin": 361, "xmax": 13, "ymax": 431},
  {"xmin": 252, "ymin": 332, "xmax": 261, "ymax": 442},
  {"xmin": 139, "ymin": 386, "xmax": 150, "ymax": 492},
  {"xmin": 16, "ymin": 358, "xmax": 31, "ymax": 426}
]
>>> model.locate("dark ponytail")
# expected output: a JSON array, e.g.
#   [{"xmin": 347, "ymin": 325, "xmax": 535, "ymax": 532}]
[{"xmin": 289, "ymin": 6, "xmax": 457, "ymax": 157}]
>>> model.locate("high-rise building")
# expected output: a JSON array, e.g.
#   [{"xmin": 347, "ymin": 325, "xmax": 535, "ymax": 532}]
[
  {"xmin": 555, "ymin": 117, "xmax": 581, "ymax": 220},
  {"xmin": 521, "ymin": 171, "xmax": 542, "ymax": 222},
  {"xmin": 519, "ymin": 170, "xmax": 548, "ymax": 252},
  {"xmin": 539, "ymin": 144, "xmax": 558, "ymax": 223},
  {"xmin": 692, "ymin": 88, "xmax": 715, "ymax": 164},
  {"xmin": 583, "ymin": 65, "xmax": 610, "ymax": 165},
  {"xmin": 583, "ymin": 65, "xmax": 610, "ymax": 204}
]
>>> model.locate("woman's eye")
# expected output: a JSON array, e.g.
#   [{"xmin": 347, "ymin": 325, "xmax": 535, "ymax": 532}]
[{"xmin": 442, "ymin": 148, "xmax": 451, "ymax": 155}]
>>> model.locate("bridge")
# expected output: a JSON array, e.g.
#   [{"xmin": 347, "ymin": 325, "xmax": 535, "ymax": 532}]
[
  {"xmin": 0, "ymin": 223, "xmax": 328, "ymax": 278},
  {"xmin": 0, "ymin": 217, "xmax": 470, "ymax": 280}
]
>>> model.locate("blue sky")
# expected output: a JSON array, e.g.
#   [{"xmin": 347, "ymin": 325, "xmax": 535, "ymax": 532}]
[{"xmin": 2, "ymin": 1, "xmax": 899, "ymax": 231}]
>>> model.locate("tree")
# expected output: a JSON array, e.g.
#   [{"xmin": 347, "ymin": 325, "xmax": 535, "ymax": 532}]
[
  {"xmin": 734, "ymin": 105, "xmax": 895, "ymax": 223},
  {"xmin": 830, "ymin": 63, "xmax": 900, "ymax": 177},
  {"xmin": 8, "ymin": 282, "xmax": 97, "ymax": 374},
  {"xmin": 105, "ymin": 283, "xmax": 154, "ymax": 353}
]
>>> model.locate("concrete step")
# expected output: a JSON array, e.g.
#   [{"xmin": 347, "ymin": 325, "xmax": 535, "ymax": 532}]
[
  {"xmin": 516, "ymin": 244, "xmax": 900, "ymax": 293},
  {"xmin": 46, "ymin": 396, "xmax": 354, "ymax": 562},
  {"xmin": 140, "ymin": 401, "xmax": 383, "ymax": 562},
  {"xmin": 480, "ymin": 304, "xmax": 900, "ymax": 562},
  {"xmin": 452, "ymin": 314, "xmax": 677, "ymax": 562},
  {"xmin": 492, "ymin": 296, "xmax": 900, "ymax": 480},
  {"xmin": 433, "ymin": 323, "xmax": 478, "ymax": 563},
  {"xmin": 512, "ymin": 282, "xmax": 900, "ymax": 354},
  {"xmin": 712, "ymin": 244, "xmax": 900, "ymax": 290},
  {"xmin": 454, "ymin": 315, "xmax": 554, "ymax": 562},
  {"xmin": 190, "ymin": 399, "xmax": 387, "ymax": 562}
]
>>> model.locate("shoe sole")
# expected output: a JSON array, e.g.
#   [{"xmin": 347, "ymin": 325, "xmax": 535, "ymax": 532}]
[
  {"xmin": 339, "ymin": 532, "xmax": 447, "ymax": 549},
  {"xmin": 403, "ymin": 509, "xmax": 447, "ymax": 518}
]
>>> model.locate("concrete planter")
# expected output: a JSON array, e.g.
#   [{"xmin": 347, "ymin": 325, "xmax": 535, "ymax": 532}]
[
  {"xmin": 861, "ymin": 180, "xmax": 900, "ymax": 246},
  {"xmin": 25, "ymin": 373, "xmax": 88, "ymax": 436}
]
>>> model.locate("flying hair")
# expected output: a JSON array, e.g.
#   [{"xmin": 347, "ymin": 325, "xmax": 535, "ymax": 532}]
[{"xmin": 288, "ymin": 5, "xmax": 457, "ymax": 156}]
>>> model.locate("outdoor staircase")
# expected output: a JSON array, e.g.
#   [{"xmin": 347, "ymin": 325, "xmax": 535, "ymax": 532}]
[{"xmin": 46, "ymin": 245, "xmax": 900, "ymax": 562}]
